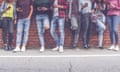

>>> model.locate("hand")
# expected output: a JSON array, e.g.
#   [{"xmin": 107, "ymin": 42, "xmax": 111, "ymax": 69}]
[
  {"xmin": 84, "ymin": 3, "xmax": 88, "ymax": 8},
  {"xmin": 109, "ymin": 3, "xmax": 116, "ymax": 9},
  {"xmin": 14, "ymin": 19, "xmax": 17, "ymax": 24},
  {"xmin": 41, "ymin": 7, "xmax": 48, "ymax": 11},
  {"xmin": 37, "ymin": 7, "xmax": 41, "ymax": 11},
  {"xmin": 53, "ymin": 4, "xmax": 59, "ymax": 8},
  {"xmin": 91, "ymin": 9, "xmax": 95, "ymax": 13},
  {"xmin": 16, "ymin": 8, "xmax": 22, "ymax": 12},
  {"xmin": 27, "ymin": 16, "xmax": 31, "ymax": 20},
  {"xmin": 3, "ymin": 6, "xmax": 11, "ymax": 12},
  {"xmin": 54, "ymin": 4, "xmax": 64, "ymax": 9}
]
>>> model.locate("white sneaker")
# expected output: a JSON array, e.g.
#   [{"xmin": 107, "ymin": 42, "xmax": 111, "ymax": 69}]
[
  {"xmin": 13, "ymin": 47, "xmax": 20, "ymax": 52},
  {"xmin": 40, "ymin": 47, "xmax": 45, "ymax": 52},
  {"xmin": 52, "ymin": 46, "xmax": 59, "ymax": 51},
  {"xmin": 21, "ymin": 46, "xmax": 26, "ymax": 52},
  {"xmin": 108, "ymin": 45, "xmax": 115, "ymax": 50},
  {"xmin": 114, "ymin": 46, "xmax": 119, "ymax": 51},
  {"xmin": 59, "ymin": 46, "xmax": 64, "ymax": 53}
]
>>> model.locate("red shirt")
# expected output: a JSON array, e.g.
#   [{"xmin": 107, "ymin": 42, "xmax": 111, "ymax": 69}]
[{"xmin": 52, "ymin": 0, "xmax": 68, "ymax": 18}]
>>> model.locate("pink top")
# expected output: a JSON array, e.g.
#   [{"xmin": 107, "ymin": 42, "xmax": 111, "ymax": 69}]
[{"xmin": 107, "ymin": 0, "xmax": 120, "ymax": 16}]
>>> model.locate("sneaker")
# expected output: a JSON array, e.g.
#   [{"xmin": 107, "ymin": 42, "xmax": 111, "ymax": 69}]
[
  {"xmin": 114, "ymin": 46, "xmax": 119, "ymax": 51},
  {"xmin": 72, "ymin": 43, "xmax": 77, "ymax": 48},
  {"xmin": 108, "ymin": 45, "xmax": 115, "ymax": 50},
  {"xmin": 98, "ymin": 47, "xmax": 104, "ymax": 49},
  {"xmin": 59, "ymin": 46, "xmax": 64, "ymax": 53},
  {"xmin": 52, "ymin": 46, "xmax": 59, "ymax": 51},
  {"xmin": 84, "ymin": 45, "xmax": 88, "ymax": 49},
  {"xmin": 13, "ymin": 47, "xmax": 20, "ymax": 52},
  {"xmin": 40, "ymin": 47, "xmax": 45, "ymax": 52},
  {"xmin": 3, "ymin": 44, "xmax": 8, "ymax": 51},
  {"xmin": 8, "ymin": 45, "xmax": 13, "ymax": 51},
  {"xmin": 21, "ymin": 46, "xmax": 26, "ymax": 52}
]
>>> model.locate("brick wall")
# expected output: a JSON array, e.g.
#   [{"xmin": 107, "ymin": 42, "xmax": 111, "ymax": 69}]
[{"xmin": 0, "ymin": 0, "xmax": 115, "ymax": 48}]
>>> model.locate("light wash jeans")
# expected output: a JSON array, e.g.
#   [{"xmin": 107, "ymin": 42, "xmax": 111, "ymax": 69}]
[
  {"xmin": 71, "ymin": 15, "xmax": 81, "ymax": 47},
  {"xmin": 107, "ymin": 15, "xmax": 120, "ymax": 45},
  {"xmin": 16, "ymin": 18, "xmax": 30, "ymax": 47},
  {"xmin": 50, "ymin": 16, "xmax": 65, "ymax": 47},
  {"xmin": 36, "ymin": 14, "xmax": 50, "ymax": 46},
  {"xmin": 96, "ymin": 20, "xmax": 106, "ymax": 47}
]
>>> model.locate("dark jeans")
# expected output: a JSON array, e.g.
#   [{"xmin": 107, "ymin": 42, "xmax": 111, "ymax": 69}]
[
  {"xmin": 2, "ymin": 17, "xmax": 13, "ymax": 46},
  {"xmin": 81, "ymin": 13, "xmax": 92, "ymax": 46}
]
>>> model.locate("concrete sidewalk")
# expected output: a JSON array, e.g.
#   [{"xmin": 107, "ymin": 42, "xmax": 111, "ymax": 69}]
[
  {"xmin": 0, "ymin": 48, "xmax": 120, "ymax": 72},
  {"xmin": 0, "ymin": 47, "xmax": 120, "ymax": 56}
]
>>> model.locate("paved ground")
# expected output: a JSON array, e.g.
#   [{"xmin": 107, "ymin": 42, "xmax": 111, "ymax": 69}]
[
  {"xmin": 0, "ymin": 47, "xmax": 120, "ymax": 56},
  {"xmin": 0, "ymin": 48, "xmax": 120, "ymax": 72}
]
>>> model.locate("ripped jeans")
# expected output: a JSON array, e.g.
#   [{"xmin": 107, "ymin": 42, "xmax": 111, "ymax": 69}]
[{"xmin": 16, "ymin": 18, "xmax": 30, "ymax": 47}]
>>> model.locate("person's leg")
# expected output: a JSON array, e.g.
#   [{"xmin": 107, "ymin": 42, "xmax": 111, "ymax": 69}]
[
  {"xmin": 82, "ymin": 13, "xmax": 89, "ymax": 48},
  {"xmin": 58, "ymin": 18, "xmax": 65, "ymax": 52},
  {"xmin": 107, "ymin": 15, "xmax": 114, "ymax": 49},
  {"xmin": 40, "ymin": 15, "xmax": 50, "ymax": 52},
  {"xmin": 2, "ymin": 18, "xmax": 8, "ymax": 50},
  {"xmin": 113, "ymin": 16, "xmax": 120, "ymax": 51},
  {"xmin": 8, "ymin": 18, "xmax": 14, "ymax": 50},
  {"xmin": 86, "ymin": 13, "xmax": 92, "ymax": 47},
  {"xmin": 21, "ymin": 18, "xmax": 30, "ymax": 51},
  {"xmin": 14, "ymin": 19, "xmax": 24, "ymax": 52},
  {"xmin": 36, "ymin": 15, "xmax": 44, "ymax": 50},
  {"xmin": 43, "ymin": 15, "xmax": 50, "ymax": 30},
  {"xmin": 97, "ymin": 20, "xmax": 106, "ymax": 48},
  {"xmin": 36, "ymin": 15, "xmax": 49, "ymax": 52},
  {"xmin": 71, "ymin": 15, "xmax": 80, "ymax": 48},
  {"xmin": 98, "ymin": 31, "xmax": 104, "ymax": 48},
  {"xmin": 50, "ymin": 16, "xmax": 59, "ymax": 49}
]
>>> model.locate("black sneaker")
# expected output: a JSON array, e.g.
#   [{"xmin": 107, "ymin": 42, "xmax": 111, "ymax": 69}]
[
  {"xmin": 87, "ymin": 45, "xmax": 91, "ymax": 48},
  {"xmin": 8, "ymin": 45, "xmax": 13, "ymax": 51},
  {"xmin": 72, "ymin": 44, "xmax": 77, "ymax": 48},
  {"xmin": 99, "ymin": 47, "xmax": 104, "ymax": 49}
]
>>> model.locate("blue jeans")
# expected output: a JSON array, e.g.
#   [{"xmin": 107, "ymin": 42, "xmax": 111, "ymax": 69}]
[
  {"xmin": 107, "ymin": 15, "xmax": 120, "ymax": 45},
  {"xmin": 2, "ymin": 17, "xmax": 13, "ymax": 46},
  {"xmin": 82, "ymin": 13, "xmax": 92, "ymax": 46},
  {"xmin": 16, "ymin": 18, "xmax": 30, "ymax": 46},
  {"xmin": 36, "ymin": 14, "xmax": 50, "ymax": 46},
  {"xmin": 51, "ymin": 16, "xmax": 65, "ymax": 47},
  {"xmin": 96, "ymin": 20, "xmax": 106, "ymax": 47}
]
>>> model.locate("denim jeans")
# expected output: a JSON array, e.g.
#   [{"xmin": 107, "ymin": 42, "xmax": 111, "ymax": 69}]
[
  {"xmin": 2, "ymin": 17, "xmax": 13, "ymax": 46},
  {"xmin": 16, "ymin": 18, "xmax": 30, "ymax": 46},
  {"xmin": 96, "ymin": 20, "xmax": 106, "ymax": 47},
  {"xmin": 107, "ymin": 15, "xmax": 120, "ymax": 45},
  {"xmin": 36, "ymin": 14, "xmax": 50, "ymax": 46},
  {"xmin": 51, "ymin": 16, "xmax": 65, "ymax": 47},
  {"xmin": 71, "ymin": 14, "xmax": 81, "ymax": 46},
  {"xmin": 81, "ymin": 13, "xmax": 92, "ymax": 46}
]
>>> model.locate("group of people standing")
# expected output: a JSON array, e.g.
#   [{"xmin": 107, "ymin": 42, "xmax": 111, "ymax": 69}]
[{"xmin": 0, "ymin": 0, "xmax": 120, "ymax": 53}]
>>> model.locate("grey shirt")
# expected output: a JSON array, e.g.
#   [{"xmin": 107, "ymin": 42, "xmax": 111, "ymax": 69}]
[{"xmin": 78, "ymin": 0, "xmax": 92, "ymax": 14}]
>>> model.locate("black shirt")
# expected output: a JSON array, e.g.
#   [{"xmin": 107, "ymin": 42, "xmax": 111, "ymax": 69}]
[
  {"xmin": 16, "ymin": 0, "xmax": 33, "ymax": 19},
  {"xmin": 33, "ymin": 0, "xmax": 52, "ymax": 15}
]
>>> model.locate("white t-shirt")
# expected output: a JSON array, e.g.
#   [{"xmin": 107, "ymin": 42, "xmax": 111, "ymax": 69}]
[
  {"xmin": 79, "ymin": 0, "xmax": 92, "ymax": 14},
  {"xmin": 53, "ymin": 0, "xmax": 59, "ymax": 16}
]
